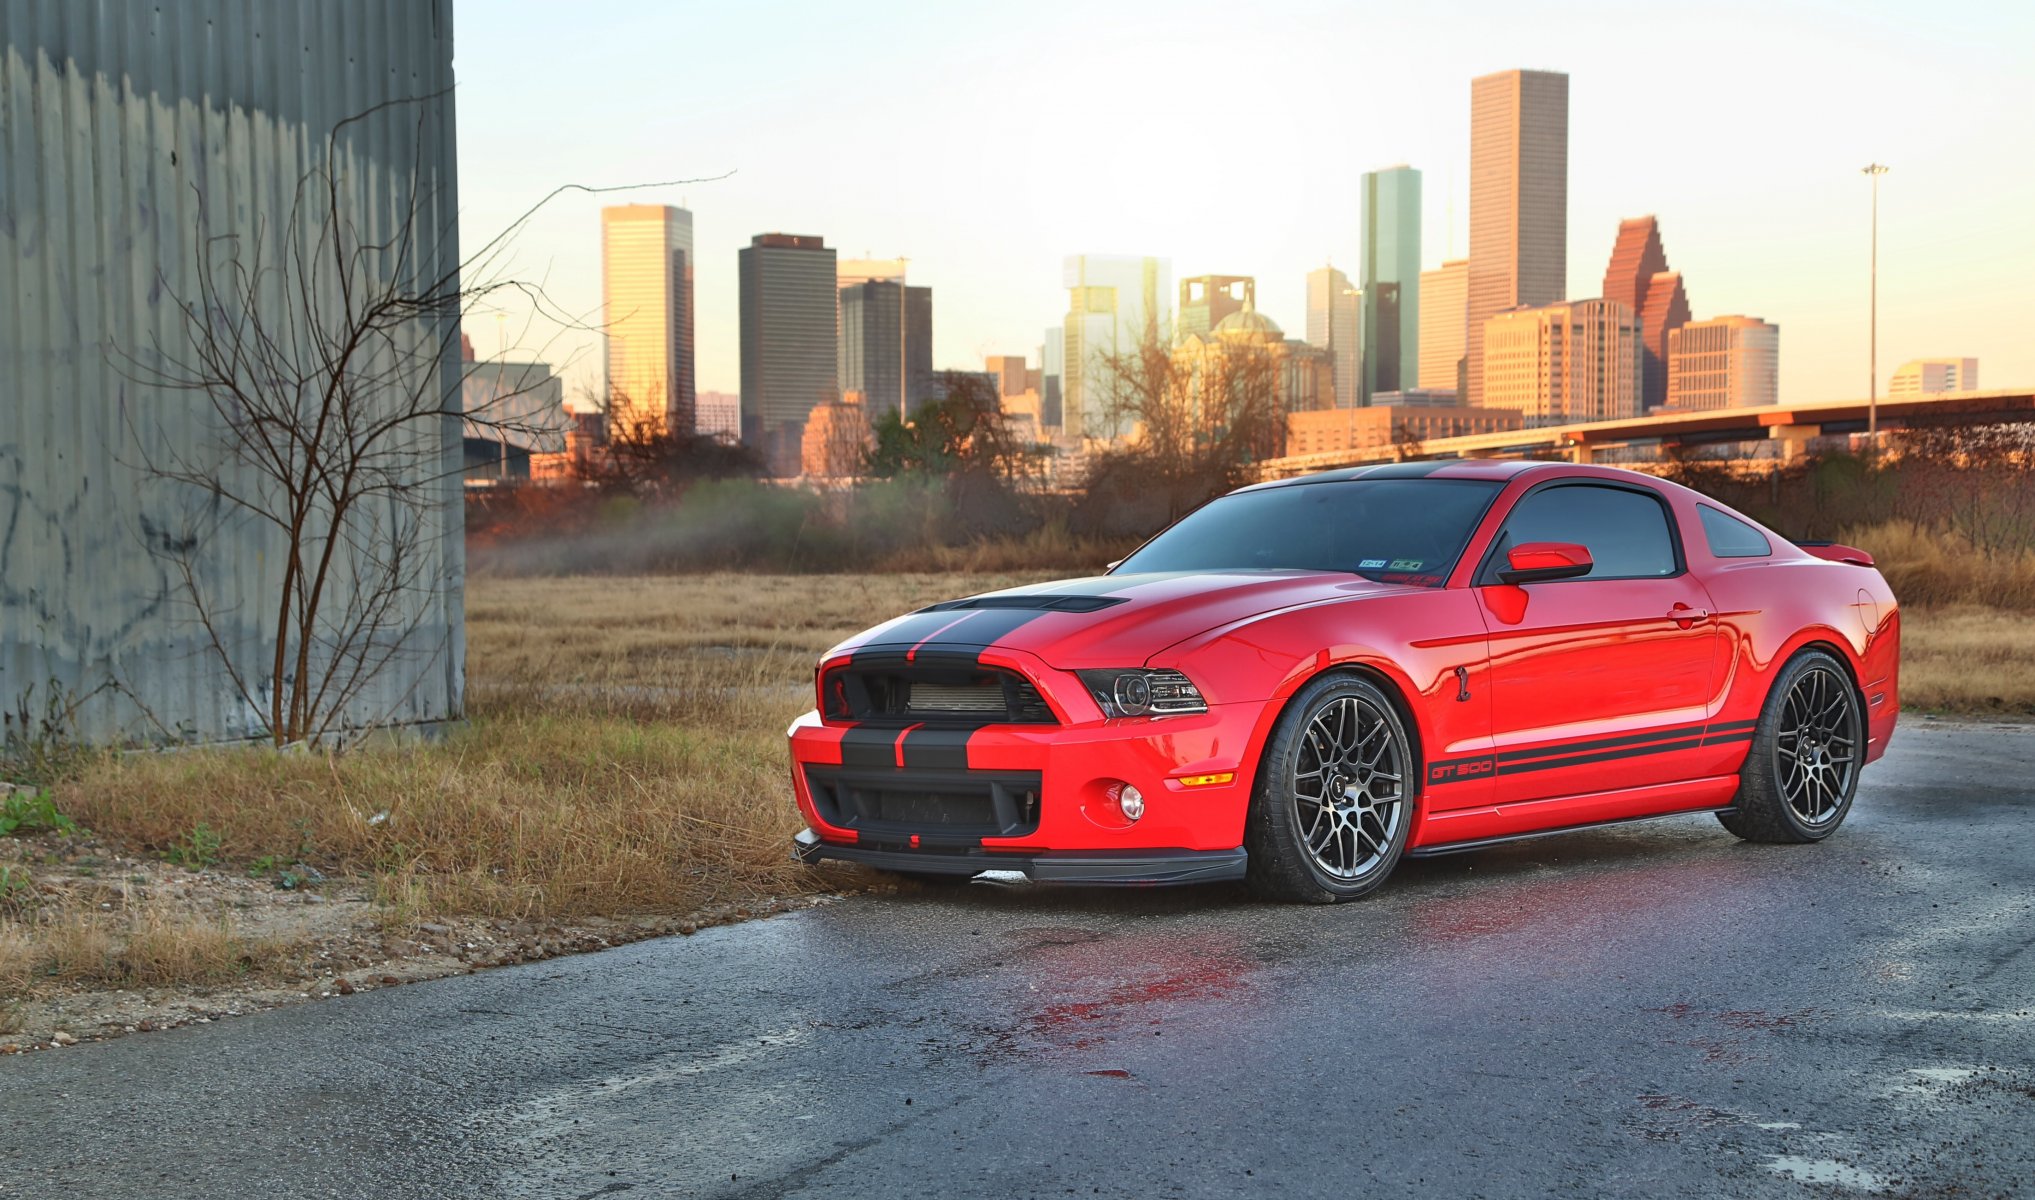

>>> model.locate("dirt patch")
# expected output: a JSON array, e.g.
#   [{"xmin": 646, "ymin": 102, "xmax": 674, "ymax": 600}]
[{"xmin": 0, "ymin": 827, "xmax": 844, "ymax": 1055}]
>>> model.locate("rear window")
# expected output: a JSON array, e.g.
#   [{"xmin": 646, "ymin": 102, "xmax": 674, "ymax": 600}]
[{"xmin": 1699, "ymin": 506, "xmax": 1773, "ymax": 558}]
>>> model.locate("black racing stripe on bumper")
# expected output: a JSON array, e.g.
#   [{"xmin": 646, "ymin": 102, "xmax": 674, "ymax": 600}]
[
  {"xmin": 838, "ymin": 725, "xmax": 899, "ymax": 769},
  {"xmin": 898, "ymin": 726, "xmax": 972, "ymax": 770}
]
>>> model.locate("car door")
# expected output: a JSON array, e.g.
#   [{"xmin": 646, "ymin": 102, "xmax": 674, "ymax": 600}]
[{"xmin": 1470, "ymin": 480, "xmax": 1720, "ymax": 806}]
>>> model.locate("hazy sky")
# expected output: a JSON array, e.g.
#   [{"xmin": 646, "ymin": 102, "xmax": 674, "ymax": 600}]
[{"xmin": 454, "ymin": 0, "xmax": 2032, "ymax": 407}]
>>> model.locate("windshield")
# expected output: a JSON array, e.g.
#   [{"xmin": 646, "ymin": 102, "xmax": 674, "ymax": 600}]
[{"xmin": 1114, "ymin": 479, "xmax": 1502, "ymax": 585}]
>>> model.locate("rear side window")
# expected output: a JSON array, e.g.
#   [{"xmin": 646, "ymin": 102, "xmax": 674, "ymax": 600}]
[
  {"xmin": 1488, "ymin": 484, "xmax": 1679, "ymax": 580},
  {"xmin": 1699, "ymin": 505, "xmax": 1773, "ymax": 558}
]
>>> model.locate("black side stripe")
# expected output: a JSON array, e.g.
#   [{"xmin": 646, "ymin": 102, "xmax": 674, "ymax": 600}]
[
  {"xmin": 1428, "ymin": 718, "xmax": 1761, "ymax": 786},
  {"xmin": 1494, "ymin": 722, "xmax": 1707, "ymax": 763}
]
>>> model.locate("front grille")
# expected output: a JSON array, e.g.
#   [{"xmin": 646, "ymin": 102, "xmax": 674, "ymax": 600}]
[
  {"xmin": 822, "ymin": 659, "xmax": 1056, "ymax": 726},
  {"xmin": 903, "ymin": 681, "xmax": 1010, "ymax": 715},
  {"xmin": 804, "ymin": 765, "xmax": 1042, "ymax": 843}
]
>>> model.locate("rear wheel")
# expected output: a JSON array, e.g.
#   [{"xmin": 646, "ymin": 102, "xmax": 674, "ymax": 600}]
[
  {"xmin": 1718, "ymin": 649, "xmax": 1863, "ymax": 843},
  {"xmin": 1246, "ymin": 674, "xmax": 1414, "ymax": 903}
]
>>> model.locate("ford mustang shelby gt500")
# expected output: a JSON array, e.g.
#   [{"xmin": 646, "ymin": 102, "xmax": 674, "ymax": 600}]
[{"xmin": 788, "ymin": 461, "xmax": 1900, "ymax": 902}]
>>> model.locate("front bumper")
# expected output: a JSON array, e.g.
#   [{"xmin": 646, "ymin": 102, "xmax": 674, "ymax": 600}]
[{"xmin": 793, "ymin": 828, "xmax": 1247, "ymax": 886}]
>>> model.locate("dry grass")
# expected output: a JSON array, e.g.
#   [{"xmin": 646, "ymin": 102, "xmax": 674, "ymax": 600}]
[
  {"xmin": 0, "ymin": 905, "xmax": 294, "ymax": 993},
  {"xmin": 1842, "ymin": 520, "xmax": 2035, "ymax": 611},
  {"xmin": 1895, "ymin": 606, "xmax": 2035, "ymax": 716}
]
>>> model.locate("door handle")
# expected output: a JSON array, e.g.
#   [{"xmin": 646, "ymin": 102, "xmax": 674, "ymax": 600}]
[{"xmin": 1669, "ymin": 603, "xmax": 1711, "ymax": 628}]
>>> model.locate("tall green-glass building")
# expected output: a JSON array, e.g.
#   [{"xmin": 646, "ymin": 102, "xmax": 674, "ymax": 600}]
[{"xmin": 1361, "ymin": 166, "xmax": 1423, "ymax": 403}]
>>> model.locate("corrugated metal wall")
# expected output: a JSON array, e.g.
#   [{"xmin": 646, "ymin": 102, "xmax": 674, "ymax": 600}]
[{"xmin": 0, "ymin": 0, "xmax": 464, "ymax": 744}]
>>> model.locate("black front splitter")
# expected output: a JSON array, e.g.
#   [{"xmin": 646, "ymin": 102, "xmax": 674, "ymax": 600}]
[{"xmin": 792, "ymin": 828, "xmax": 1247, "ymax": 887}]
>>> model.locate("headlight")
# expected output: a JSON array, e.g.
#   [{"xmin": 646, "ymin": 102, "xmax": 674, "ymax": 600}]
[{"xmin": 1076, "ymin": 669, "xmax": 1208, "ymax": 718}]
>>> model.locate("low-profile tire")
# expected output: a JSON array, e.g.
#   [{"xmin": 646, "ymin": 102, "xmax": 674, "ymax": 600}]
[
  {"xmin": 1718, "ymin": 649, "xmax": 1864, "ymax": 844},
  {"xmin": 1246, "ymin": 673, "xmax": 1415, "ymax": 903}
]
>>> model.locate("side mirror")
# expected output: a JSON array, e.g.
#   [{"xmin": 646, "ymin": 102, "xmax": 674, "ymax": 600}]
[
  {"xmin": 1499, "ymin": 541, "xmax": 1593, "ymax": 585},
  {"xmin": 1105, "ymin": 558, "xmax": 1125, "ymax": 573}
]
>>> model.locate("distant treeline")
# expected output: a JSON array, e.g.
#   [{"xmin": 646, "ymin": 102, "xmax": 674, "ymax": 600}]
[{"xmin": 469, "ymin": 417, "xmax": 2035, "ymax": 595}]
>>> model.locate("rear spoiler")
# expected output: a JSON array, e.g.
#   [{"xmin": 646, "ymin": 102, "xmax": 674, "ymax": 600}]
[{"xmin": 1794, "ymin": 540, "xmax": 1876, "ymax": 567}]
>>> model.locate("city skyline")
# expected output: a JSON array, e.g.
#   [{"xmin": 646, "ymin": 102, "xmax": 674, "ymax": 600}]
[{"xmin": 454, "ymin": 1, "xmax": 2032, "ymax": 409}]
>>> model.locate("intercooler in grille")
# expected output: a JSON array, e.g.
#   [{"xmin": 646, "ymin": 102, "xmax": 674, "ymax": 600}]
[{"xmin": 906, "ymin": 680, "xmax": 1008, "ymax": 715}]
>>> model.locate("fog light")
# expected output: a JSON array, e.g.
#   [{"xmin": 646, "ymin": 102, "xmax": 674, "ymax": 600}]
[{"xmin": 1118, "ymin": 783, "xmax": 1145, "ymax": 822}]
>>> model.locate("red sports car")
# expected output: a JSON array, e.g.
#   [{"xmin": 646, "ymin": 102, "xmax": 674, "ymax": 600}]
[{"xmin": 789, "ymin": 461, "xmax": 1900, "ymax": 902}]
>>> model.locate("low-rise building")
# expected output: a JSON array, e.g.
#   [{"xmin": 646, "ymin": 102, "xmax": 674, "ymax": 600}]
[
  {"xmin": 1285, "ymin": 405, "xmax": 1522, "ymax": 457},
  {"xmin": 1888, "ymin": 357, "xmax": 1979, "ymax": 396},
  {"xmin": 800, "ymin": 395, "xmax": 874, "ymax": 479}
]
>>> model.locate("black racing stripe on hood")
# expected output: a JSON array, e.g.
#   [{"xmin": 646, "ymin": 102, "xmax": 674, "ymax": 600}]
[{"xmin": 852, "ymin": 603, "xmax": 1060, "ymax": 651}]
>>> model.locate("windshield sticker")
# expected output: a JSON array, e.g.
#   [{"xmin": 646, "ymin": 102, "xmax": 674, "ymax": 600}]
[
  {"xmin": 1358, "ymin": 558, "xmax": 1388, "ymax": 569},
  {"xmin": 1387, "ymin": 558, "xmax": 1424, "ymax": 571}
]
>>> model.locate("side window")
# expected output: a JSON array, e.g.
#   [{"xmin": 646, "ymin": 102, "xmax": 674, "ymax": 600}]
[
  {"xmin": 1489, "ymin": 484, "xmax": 1679, "ymax": 580},
  {"xmin": 1699, "ymin": 505, "xmax": 1773, "ymax": 558}
]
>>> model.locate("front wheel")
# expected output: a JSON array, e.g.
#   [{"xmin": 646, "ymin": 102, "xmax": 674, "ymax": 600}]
[
  {"xmin": 1246, "ymin": 674, "xmax": 1414, "ymax": 903},
  {"xmin": 1718, "ymin": 650, "xmax": 1864, "ymax": 843}
]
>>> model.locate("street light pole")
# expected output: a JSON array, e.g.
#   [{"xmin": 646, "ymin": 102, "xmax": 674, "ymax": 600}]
[{"xmin": 1863, "ymin": 163, "xmax": 1890, "ymax": 441}]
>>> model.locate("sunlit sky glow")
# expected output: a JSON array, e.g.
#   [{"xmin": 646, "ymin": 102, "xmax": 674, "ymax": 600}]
[{"xmin": 455, "ymin": 0, "xmax": 2032, "ymax": 408}]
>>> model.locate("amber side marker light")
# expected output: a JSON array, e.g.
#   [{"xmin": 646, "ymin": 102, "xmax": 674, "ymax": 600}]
[{"xmin": 1176, "ymin": 772, "xmax": 1236, "ymax": 788}]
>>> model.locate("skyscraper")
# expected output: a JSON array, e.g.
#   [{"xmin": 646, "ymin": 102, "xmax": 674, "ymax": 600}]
[
  {"xmin": 836, "ymin": 258, "xmax": 934, "ymax": 418},
  {"xmin": 1361, "ymin": 166, "xmax": 1422, "ymax": 403},
  {"xmin": 1305, "ymin": 266, "xmax": 1361, "ymax": 409},
  {"xmin": 1601, "ymin": 216, "xmax": 1691, "ymax": 410},
  {"xmin": 1042, "ymin": 327, "xmax": 1065, "ymax": 431},
  {"xmin": 1418, "ymin": 259, "xmax": 1469, "ymax": 394},
  {"xmin": 839, "ymin": 279, "xmax": 907, "ymax": 417},
  {"xmin": 1482, "ymin": 299, "xmax": 1641, "ymax": 425},
  {"xmin": 1061, "ymin": 254, "xmax": 1171, "ymax": 441},
  {"xmin": 601, "ymin": 204, "xmax": 695, "ymax": 436},
  {"xmin": 906, "ymin": 285, "xmax": 934, "ymax": 408},
  {"xmin": 1178, "ymin": 275, "xmax": 1254, "ymax": 341},
  {"xmin": 1465, "ymin": 69, "xmax": 1569, "ymax": 407},
  {"xmin": 1666, "ymin": 316, "xmax": 1779, "ymax": 410},
  {"xmin": 739, "ymin": 233, "xmax": 838, "ymax": 475}
]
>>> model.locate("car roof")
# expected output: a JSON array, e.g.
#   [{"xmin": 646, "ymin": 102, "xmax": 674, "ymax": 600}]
[{"xmin": 1237, "ymin": 459, "xmax": 1556, "ymax": 492}]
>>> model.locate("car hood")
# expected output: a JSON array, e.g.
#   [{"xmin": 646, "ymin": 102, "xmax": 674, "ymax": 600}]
[{"xmin": 828, "ymin": 570, "xmax": 1413, "ymax": 669}]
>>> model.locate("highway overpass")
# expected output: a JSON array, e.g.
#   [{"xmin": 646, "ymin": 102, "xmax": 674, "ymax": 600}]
[{"xmin": 1256, "ymin": 388, "xmax": 2035, "ymax": 479}]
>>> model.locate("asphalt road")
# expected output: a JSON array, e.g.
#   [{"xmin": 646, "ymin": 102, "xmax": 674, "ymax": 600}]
[{"xmin": 3, "ymin": 720, "xmax": 2031, "ymax": 1199}]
